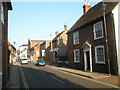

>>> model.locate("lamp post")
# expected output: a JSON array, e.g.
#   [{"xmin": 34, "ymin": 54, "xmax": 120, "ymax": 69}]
[{"xmin": 101, "ymin": 2, "xmax": 111, "ymax": 75}]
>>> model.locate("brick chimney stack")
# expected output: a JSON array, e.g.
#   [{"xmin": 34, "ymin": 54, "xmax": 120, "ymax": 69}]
[
  {"xmin": 64, "ymin": 23, "xmax": 68, "ymax": 30},
  {"xmin": 83, "ymin": 0, "xmax": 91, "ymax": 14},
  {"xmin": 55, "ymin": 31, "xmax": 59, "ymax": 36}
]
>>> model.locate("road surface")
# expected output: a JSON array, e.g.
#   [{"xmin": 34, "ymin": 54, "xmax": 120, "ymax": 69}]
[{"xmin": 19, "ymin": 62, "xmax": 118, "ymax": 89}]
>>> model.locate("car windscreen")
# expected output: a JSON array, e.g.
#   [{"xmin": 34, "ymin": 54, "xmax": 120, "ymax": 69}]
[
  {"xmin": 22, "ymin": 59, "xmax": 27, "ymax": 61},
  {"xmin": 37, "ymin": 59, "xmax": 45, "ymax": 62}
]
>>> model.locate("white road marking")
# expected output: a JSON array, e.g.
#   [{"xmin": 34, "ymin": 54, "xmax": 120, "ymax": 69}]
[
  {"xmin": 50, "ymin": 75, "xmax": 65, "ymax": 84},
  {"xmin": 19, "ymin": 64, "xmax": 29, "ymax": 90}
]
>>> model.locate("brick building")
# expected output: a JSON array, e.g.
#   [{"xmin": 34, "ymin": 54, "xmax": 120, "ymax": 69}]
[
  {"xmin": 28, "ymin": 40, "xmax": 45, "ymax": 61},
  {"xmin": 0, "ymin": 1, "xmax": 12, "ymax": 89},
  {"xmin": 67, "ymin": 1, "xmax": 119, "ymax": 75},
  {"xmin": 50, "ymin": 24, "xmax": 68, "ymax": 65},
  {"xmin": 8, "ymin": 41, "xmax": 16, "ymax": 64},
  {"xmin": 40, "ymin": 40, "xmax": 51, "ymax": 63}
]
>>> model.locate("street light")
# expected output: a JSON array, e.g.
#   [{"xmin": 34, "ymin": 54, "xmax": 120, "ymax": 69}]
[{"xmin": 101, "ymin": 2, "xmax": 111, "ymax": 75}]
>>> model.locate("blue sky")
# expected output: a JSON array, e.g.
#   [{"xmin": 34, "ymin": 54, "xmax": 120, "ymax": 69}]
[{"xmin": 8, "ymin": 1, "xmax": 99, "ymax": 49}]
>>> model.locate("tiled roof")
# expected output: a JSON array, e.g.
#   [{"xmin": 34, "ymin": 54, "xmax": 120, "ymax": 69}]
[
  {"xmin": 52, "ymin": 31, "xmax": 64, "ymax": 42},
  {"xmin": 41, "ymin": 40, "xmax": 51, "ymax": 45},
  {"xmin": 68, "ymin": 2, "xmax": 118, "ymax": 33},
  {"xmin": 30, "ymin": 40, "xmax": 45, "ymax": 43}
]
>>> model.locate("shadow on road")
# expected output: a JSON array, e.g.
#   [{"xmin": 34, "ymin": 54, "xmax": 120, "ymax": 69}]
[
  {"xmin": 18, "ymin": 64, "xmax": 91, "ymax": 89},
  {"xmin": 8, "ymin": 64, "xmax": 117, "ymax": 90}
]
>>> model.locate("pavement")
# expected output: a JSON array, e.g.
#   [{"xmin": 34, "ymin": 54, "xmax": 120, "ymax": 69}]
[
  {"xmin": 7, "ymin": 62, "xmax": 20, "ymax": 88},
  {"xmin": 7, "ymin": 61, "xmax": 120, "ymax": 88},
  {"xmin": 46, "ymin": 65, "xmax": 120, "ymax": 87}
]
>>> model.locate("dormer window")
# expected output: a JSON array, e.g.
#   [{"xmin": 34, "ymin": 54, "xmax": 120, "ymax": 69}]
[{"xmin": 93, "ymin": 21, "xmax": 103, "ymax": 40}]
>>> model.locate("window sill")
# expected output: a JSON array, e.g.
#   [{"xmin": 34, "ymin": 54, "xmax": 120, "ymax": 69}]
[
  {"xmin": 94, "ymin": 36, "xmax": 104, "ymax": 40},
  {"xmin": 96, "ymin": 62, "xmax": 105, "ymax": 64},
  {"xmin": 73, "ymin": 43, "xmax": 79, "ymax": 45},
  {"xmin": 74, "ymin": 61, "xmax": 80, "ymax": 63}
]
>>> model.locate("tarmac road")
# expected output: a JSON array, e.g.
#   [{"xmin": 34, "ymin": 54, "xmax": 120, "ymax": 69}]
[{"xmin": 19, "ymin": 62, "xmax": 118, "ymax": 89}]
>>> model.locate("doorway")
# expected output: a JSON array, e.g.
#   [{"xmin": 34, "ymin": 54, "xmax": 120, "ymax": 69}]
[
  {"xmin": 82, "ymin": 41, "xmax": 92, "ymax": 72},
  {"xmin": 85, "ymin": 51, "xmax": 90, "ymax": 71}
]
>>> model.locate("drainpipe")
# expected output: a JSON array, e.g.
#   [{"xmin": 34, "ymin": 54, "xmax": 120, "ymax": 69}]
[{"xmin": 101, "ymin": 2, "xmax": 111, "ymax": 75}]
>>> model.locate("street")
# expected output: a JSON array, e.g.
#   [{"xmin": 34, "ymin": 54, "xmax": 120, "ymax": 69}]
[{"xmin": 18, "ymin": 62, "xmax": 118, "ymax": 89}]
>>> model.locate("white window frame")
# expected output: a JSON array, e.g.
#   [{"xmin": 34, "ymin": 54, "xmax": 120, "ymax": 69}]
[
  {"xmin": 1, "ymin": 3, "xmax": 4, "ymax": 24},
  {"xmin": 73, "ymin": 31, "xmax": 79, "ymax": 45},
  {"xmin": 93, "ymin": 21, "xmax": 103, "ymax": 40},
  {"xmin": 95, "ymin": 45, "xmax": 105, "ymax": 64},
  {"xmin": 74, "ymin": 49, "xmax": 80, "ymax": 63}
]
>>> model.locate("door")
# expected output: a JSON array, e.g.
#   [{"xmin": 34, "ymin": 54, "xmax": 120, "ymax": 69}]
[{"xmin": 86, "ymin": 51, "xmax": 90, "ymax": 71}]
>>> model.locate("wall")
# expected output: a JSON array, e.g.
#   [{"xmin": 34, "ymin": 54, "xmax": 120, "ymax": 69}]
[
  {"xmin": 68, "ymin": 13, "xmax": 118, "ymax": 74},
  {"xmin": 112, "ymin": 2, "xmax": 120, "ymax": 75},
  {"xmin": 0, "ymin": 2, "xmax": 3, "ymax": 89},
  {"xmin": 2, "ymin": 2, "xmax": 9, "ymax": 88},
  {"xmin": 59, "ymin": 30, "xmax": 68, "ymax": 57}
]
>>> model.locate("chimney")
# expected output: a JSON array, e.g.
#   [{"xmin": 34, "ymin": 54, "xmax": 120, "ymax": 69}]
[
  {"xmin": 83, "ymin": 0, "xmax": 91, "ymax": 14},
  {"xmin": 64, "ymin": 23, "xmax": 68, "ymax": 30},
  {"xmin": 55, "ymin": 31, "xmax": 59, "ymax": 36}
]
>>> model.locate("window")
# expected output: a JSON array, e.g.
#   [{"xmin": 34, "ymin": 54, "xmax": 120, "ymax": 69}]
[
  {"xmin": 93, "ymin": 21, "xmax": 103, "ymax": 40},
  {"xmin": 42, "ymin": 50, "xmax": 46, "ymax": 56},
  {"xmin": 1, "ymin": 4, "xmax": 4, "ymax": 24},
  {"xmin": 73, "ymin": 31, "xmax": 79, "ymax": 45},
  {"xmin": 95, "ymin": 45, "xmax": 105, "ymax": 64},
  {"xmin": 74, "ymin": 49, "xmax": 80, "ymax": 63}
]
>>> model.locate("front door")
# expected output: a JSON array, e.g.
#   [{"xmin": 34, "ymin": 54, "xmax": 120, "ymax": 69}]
[
  {"xmin": 86, "ymin": 51, "xmax": 90, "ymax": 71},
  {"xmin": 82, "ymin": 42, "xmax": 92, "ymax": 72}
]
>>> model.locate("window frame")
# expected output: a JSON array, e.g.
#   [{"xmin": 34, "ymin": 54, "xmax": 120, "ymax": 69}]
[
  {"xmin": 1, "ymin": 3, "xmax": 4, "ymax": 24},
  {"xmin": 74, "ymin": 49, "xmax": 80, "ymax": 63},
  {"xmin": 95, "ymin": 45, "xmax": 105, "ymax": 64},
  {"xmin": 93, "ymin": 21, "xmax": 104, "ymax": 40},
  {"xmin": 73, "ymin": 31, "xmax": 79, "ymax": 45}
]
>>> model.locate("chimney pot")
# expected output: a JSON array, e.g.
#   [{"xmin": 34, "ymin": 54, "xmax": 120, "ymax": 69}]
[
  {"xmin": 55, "ymin": 31, "xmax": 59, "ymax": 36},
  {"xmin": 83, "ymin": 0, "xmax": 91, "ymax": 14},
  {"xmin": 64, "ymin": 23, "xmax": 68, "ymax": 30}
]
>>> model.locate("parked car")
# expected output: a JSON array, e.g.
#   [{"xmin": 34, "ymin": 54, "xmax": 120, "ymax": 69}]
[
  {"xmin": 21, "ymin": 59, "xmax": 28, "ymax": 64},
  {"xmin": 35, "ymin": 59, "xmax": 46, "ymax": 66}
]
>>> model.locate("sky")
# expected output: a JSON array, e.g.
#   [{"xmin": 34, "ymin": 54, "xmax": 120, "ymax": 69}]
[{"xmin": 8, "ymin": 1, "xmax": 99, "ymax": 49}]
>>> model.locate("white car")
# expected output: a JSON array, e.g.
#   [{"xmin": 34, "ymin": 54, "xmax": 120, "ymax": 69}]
[{"xmin": 21, "ymin": 59, "xmax": 28, "ymax": 64}]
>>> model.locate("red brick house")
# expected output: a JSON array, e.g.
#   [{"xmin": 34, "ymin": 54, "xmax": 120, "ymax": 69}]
[
  {"xmin": 40, "ymin": 40, "xmax": 51, "ymax": 63},
  {"xmin": 0, "ymin": 1, "xmax": 12, "ymax": 88},
  {"xmin": 67, "ymin": 2, "xmax": 119, "ymax": 75},
  {"xmin": 28, "ymin": 40, "xmax": 45, "ymax": 61},
  {"xmin": 8, "ymin": 41, "xmax": 16, "ymax": 65},
  {"xmin": 50, "ymin": 24, "xmax": 68, "ymax": 66}
]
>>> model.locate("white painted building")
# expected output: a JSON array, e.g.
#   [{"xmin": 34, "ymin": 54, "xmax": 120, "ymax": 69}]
[
  {"xmin": 19, "ymin": 44, "xmax": 28, "ymax": 59},
  {"xmin": 112, "ymin": 2, "xmax": 120, "ymax": 75}
]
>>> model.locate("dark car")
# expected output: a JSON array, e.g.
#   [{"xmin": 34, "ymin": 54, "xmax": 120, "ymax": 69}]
[{"xmin": 35, "ymin": 59, "xmax": 46, "ymax": 66}]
